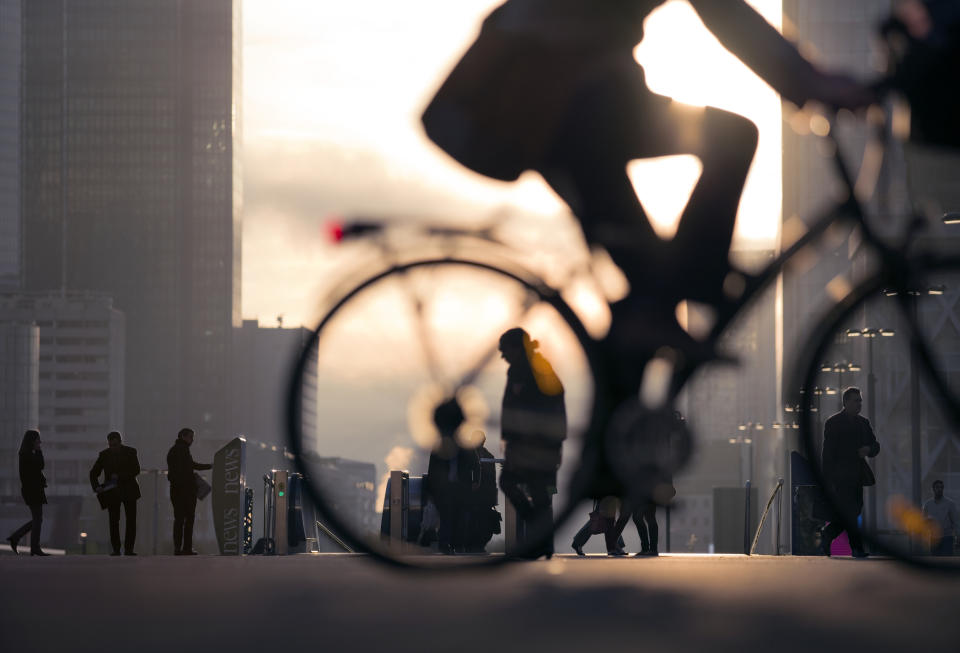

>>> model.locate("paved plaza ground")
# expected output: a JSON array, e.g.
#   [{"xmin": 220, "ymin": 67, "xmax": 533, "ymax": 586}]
[{"xmin": 3, "ymin": 553, "xmax": 959, "ymax": 652}]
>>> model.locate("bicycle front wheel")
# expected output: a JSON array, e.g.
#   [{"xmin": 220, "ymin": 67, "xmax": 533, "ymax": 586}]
[{"xmin": 287, "ymin": 257, "xmax": 605, "ymax": 568}]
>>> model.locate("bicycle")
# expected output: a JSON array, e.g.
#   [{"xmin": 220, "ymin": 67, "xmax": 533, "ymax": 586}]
[{"xmin": 286, "ymin": 102, "xmax": 960, "ymax": 571}]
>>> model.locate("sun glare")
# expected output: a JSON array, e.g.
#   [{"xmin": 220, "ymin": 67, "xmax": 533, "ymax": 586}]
[
  {"xmin": 634, "ymin": 0, "xmax": 783, "ymax": 249},
  {"xmin": 627, "ymin": 155, "xmax": 703, "ymax": 240}
]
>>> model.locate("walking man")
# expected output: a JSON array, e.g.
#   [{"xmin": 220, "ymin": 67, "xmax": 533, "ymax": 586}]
[
  {"xmin": 922, "ymin": 480, "xmax": 958, "ymax": 556},
  {"xmin": 166, "ymin": 427, "xmax": 212, "ymax": 555},
  {"xmin": 90, "ymin": 431, "xmax": 141, "ymax": 556},
  {"xmin": 498, "ymin": 327, "xmax": 566, "ymax": 559},
  {"xmin": 820, "ymin": 387, "xmax": 880, "ymax": 558}
]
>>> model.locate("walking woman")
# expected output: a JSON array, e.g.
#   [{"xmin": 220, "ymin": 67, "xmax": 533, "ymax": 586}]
[{"xmin": 6, "ymin": 430, "xmax": 50, "ymax": 555}]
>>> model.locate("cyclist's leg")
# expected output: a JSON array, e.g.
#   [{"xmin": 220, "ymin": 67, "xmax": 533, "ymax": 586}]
[
  {"xmin": 540, "ymin": 57, "xmax": 758, "ymax": 308},
  {"xmin": 668, "ymin": 107, "xmax": 758, "ymax": 304},
  {"xmin": 539, "ymin": 59, "xmax": 666, "ymax": 301}
]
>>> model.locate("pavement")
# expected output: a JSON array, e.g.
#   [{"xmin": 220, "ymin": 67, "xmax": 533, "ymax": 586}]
[{"xmin": 2, "ymin": 553, "xmax": 959, "ymax": 652}]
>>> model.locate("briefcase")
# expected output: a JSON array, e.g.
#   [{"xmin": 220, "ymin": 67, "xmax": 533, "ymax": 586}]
[
  {"xmin": 194, "ymin": 472, "xmax": 212, "ymax": 500},
  {"xmin": 95, "ymin": 479, "xmax": 119, "ymax": 511},
  {"xmin": 859, "ymin": 460, "xmax": 876, "ymax": 487}
]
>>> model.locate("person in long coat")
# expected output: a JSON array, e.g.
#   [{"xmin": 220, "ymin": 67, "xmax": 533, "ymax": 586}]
[
  {"xmin": 498, "ymin": 327, "xmax": 566, "ymax": 559},
  {"xmin": 820, "ymin": 387, "xmax": 880, "ymax": 558},
  {"xmin": 426, "ymin": 399, "xmax": 481, "ymax": 554},
  {"xmin": 6, "ymin": 430, "xmax": 49, "ymax": 556},
  {"xmin": 90, "ymin": 431, "xmax": 142, "ymax": 555},
  {"xmin": 166, "ymin": 427, "xmax": 213, "ymax": 555}
]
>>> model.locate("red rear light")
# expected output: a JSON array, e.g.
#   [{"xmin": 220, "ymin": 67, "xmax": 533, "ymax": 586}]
[{"xmin": 325, "ymin": 220, "xmax": 344, "ymax": 243}]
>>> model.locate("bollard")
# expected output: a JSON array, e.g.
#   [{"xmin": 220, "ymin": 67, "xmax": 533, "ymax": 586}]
[
  {"xmin": 152, "ymin": 471, "xmax": 158, "ymax": 555},
  {"xmin": 389, "ymin": 470, "xmax": 404, "ymax": 553},
  {"xmin": 274, "ymin": 470, "xmax": 289, "ymax": 555},
  {"xmin": 504, "ymin": 499, "xmax": 518, "ymax": 556},
  {"xmin": 776, "ymin": 477, "xmax": 784, "ymax": 555},
  {"xmin": 743, "ymin": 480, "xmax": 752, "ymax": 554}
]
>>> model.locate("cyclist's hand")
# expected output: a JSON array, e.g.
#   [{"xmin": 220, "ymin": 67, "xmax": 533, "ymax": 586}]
[
  {"xmin": 895, "ymin": 0, "xmax": 933, "ymax": 40},
  {"xmin": 813, "ymin": 72, "xmax": 877, "ymax": 110}
]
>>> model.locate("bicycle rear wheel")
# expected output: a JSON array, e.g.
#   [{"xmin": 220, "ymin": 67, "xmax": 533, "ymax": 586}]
[
  {"xmin": 794, "ymin": 256, "xmax": 960, "ymax": 571},
  {"xmin": 286, "ymin": 257, "xmax": 605, "ymax": 568}
]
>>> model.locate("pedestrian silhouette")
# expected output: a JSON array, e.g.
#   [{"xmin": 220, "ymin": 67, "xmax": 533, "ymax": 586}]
[
  {"xmin": 89, "ymin": 431, "xmax": 141, "ymax": 556},
  {"xmin": 166, "ymin": 427, "xmax": 213, "ymax": 555},
  {"xmin": 922, "ymin": 479, "xmax": 958, "ymax": 556},
  {"xmin": 498, "ymin": 327, "xmax": 566, "ymax": 558},
  {"xmin": 426, "ymin": 399, "xmax": 480, "ymax": 554},
  {"xmin": 615, "ymin": 499, "xmax": 659, "ymax": 556},
  {"xmin": 818, "ymin": 387, "xmax": 880, "ymax": 558},
  {"xmin": 571, "ymin": 496, "xmax": 626, "ymax": 556},
  {"xmin": 6, "ymin": 430, "xmax": 49, "ymax": 556},
  {"xmin": 466, "ymin": 433, "xmax": 502, "ymax": 552}
]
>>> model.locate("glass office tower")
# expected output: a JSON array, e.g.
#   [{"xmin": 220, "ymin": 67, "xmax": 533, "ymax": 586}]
[{"xmin": 21, "ymin": 1, "xmax": 242, "ymax": 461}]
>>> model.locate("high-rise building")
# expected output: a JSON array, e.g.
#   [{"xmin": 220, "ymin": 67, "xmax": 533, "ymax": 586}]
[
  {"xmin": 232, "ymin": 319, "xmax": 317, "ymax": 454},
  {"xmin": 20, "ymin": 0, "xmax": 242, "ymax": 462},
  {"xmin": 0, "ymin": 292, "xmax": 125, "ymax": 497},
  {"xmin": 0, "ymin": 321, "xmax": 38, "ymax": 497},
  {"xmin": 0, "ymin": 0, "xmax": 22, "ymax": 290}
]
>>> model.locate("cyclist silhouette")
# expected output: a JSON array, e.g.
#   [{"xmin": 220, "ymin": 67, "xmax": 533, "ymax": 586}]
[{"xmin": 423, "ymin": 0, "xmax": 874, "ymax": 381}]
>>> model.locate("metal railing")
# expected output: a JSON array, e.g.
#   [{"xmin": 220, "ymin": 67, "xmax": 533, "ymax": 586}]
[
  {"xmin": 315, "ymin": 520, "xmax": 354, "ymax": 553},
  {"xmin": 749, "ymin": 478, "xmax": 785, "ymax": 555}
]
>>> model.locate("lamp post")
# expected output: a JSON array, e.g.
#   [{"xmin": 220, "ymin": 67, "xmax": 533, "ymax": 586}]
[
  {"xmin": 883, "ymin": 286, "xmax": 946, "ymax": 506},
  {"xmin": 820, "ymin": 362, "xmax": 861, "ymax": 408},
  {"xmin": 734, "ymin": 422, "xmax": 764, "ymax": 485},
  {"xmin": 796, "ymin": 387, "xmax": 829, "ymax": 459},
  {"xmin": 846, "ymin": 327, "xmax": 895, "ymax": 532},
  {"xmin": 775, "ymin": 408, "xmax": 802, "ymax": 462}
]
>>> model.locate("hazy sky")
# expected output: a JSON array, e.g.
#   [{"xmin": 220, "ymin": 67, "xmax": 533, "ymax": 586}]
[{"xmin": 241, "ymin": 0, "xmax": 783, "ymax": 326}]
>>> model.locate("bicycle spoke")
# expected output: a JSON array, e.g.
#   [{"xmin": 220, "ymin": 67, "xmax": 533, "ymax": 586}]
[
  {"xmin": 397, "ymin": 268, "xmax": 448, "ymax": 389},
  {"xmin": 451, "ymin": 287, "xmax": 540, "ymax": 392}
]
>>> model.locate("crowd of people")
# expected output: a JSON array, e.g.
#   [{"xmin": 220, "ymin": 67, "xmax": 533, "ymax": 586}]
[{"xmin": 5, "ymin": 427, "xmax": 211, "ymax": 556}]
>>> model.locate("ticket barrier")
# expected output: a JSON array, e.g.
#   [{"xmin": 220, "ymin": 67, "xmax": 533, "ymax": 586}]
[
  {"xmin": 380, "ymin": 468, "xmax": 513, "ymax": 553},
  {"xmin": 380, "ymin": 471, "xmax": 426, "ymax": 550},
  {"xmin": 251, "ymin": 469, "xmax": 352, "ymax": 554},
  {"xmin": 253, "ymin": 470, "xmax": 307, "ymax": 555}
]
